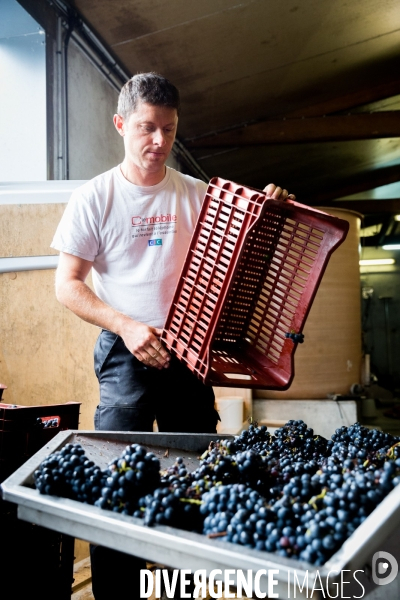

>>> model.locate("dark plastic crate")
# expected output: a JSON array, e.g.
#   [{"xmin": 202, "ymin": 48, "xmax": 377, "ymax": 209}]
[
  {"xmin": 162, "ymin": 178, "xmax": 349, "ymax": 389},
  {"xmin": 0, "ymin": 402, "xmax": 80, "ymax": 599},
  {"xmin": 0, "ymin": 401, "xmax": 80, "ymax": 482},
  {"xmin": 0, "ymin": 499, "xmax": 74, "ymax": 600}
]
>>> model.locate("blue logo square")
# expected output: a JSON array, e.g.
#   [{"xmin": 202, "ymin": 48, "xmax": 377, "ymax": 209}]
[{"xmin": 148, "ymin": 239, "xmax": 162, "ymax": 246}]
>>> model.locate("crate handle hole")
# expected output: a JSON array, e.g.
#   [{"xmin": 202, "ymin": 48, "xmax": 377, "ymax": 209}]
[{"xmin": 223, "ymin": 373, "xmax": 252, "ymax": 381}]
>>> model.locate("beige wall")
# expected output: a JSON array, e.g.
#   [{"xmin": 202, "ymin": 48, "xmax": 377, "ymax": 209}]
[{"xmin": 0, "ymin": 202, "xmax": 99, "ymax": 430}]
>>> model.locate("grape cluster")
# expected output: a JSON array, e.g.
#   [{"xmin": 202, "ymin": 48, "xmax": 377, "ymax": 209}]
[
  {"xmin": 273, "ymin": 420, "xmax": 332, "ymax": 461},
  {"xmin": 195, "ymin": 421, "xmax": 330, "ymax": 503},
  {"xmin": 136, "ymin": 484, "xmax": 203, "ymax": 532},
  {"xmin": 133, "ymin": 457, "xmax": 206, "ymax": 532},
  {"xmin": 201, "ymin": 484, "xmax": 277, "ymax": 551},
  {"xmin": 34, "ymin": 443, "xmax": 105, "ymax": 504},
  {"xmin": 33, "ymin": 421, "xmax": 400, "ymax": 567},
  {"xmin": 330, "ymin": 422, "xmax": 400, "ymax": 465},
  {"xmin": 94, "ymin": 444, "xmax": 161, "ymax": 515},
  {"xmin": 287, "ymin": 463, "xmax": 398, "ymax": 565},
  {"xmin": 234, "ymin": 425, "xmax": 272, "ymax": 452},
  {"xmin": 196, "ymin": 440, "xmax": 266, "ymax": 490}
]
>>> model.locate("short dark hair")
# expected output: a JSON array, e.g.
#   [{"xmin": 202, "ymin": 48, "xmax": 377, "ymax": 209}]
[{"xmin": 117, "ymin": 72, "xmax": 180, "ymax": 119}]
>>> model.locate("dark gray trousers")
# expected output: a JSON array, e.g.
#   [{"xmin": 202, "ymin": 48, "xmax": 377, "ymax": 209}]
[
  {"xmin": 90, "ymin": 329, "xmax": 219, "ymax": 599},
  {"xmin": 94, "ymin": 329, "xmax": 219, "ymax": 433}
]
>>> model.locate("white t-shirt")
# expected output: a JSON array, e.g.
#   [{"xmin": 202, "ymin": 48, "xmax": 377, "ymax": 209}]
[{"xmin": 51, "ymin": 166, "xmax": 208, "ymax": 328}]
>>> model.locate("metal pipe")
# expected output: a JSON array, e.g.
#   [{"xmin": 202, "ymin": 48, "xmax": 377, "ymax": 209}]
[
  {"xmin": 0, "ymin": 256, "xmax": 59, "ymax": 274},
  {"xmin": 69, "ymin": 34, "xmax": 125, "ymax": 93},
  {"xmin": 47, "ymin": 0, "xmax": 129, "ymax": 88},
  {"xmin": 56, "ymin": 16, "xmax": 66, "ymax": 179},
  {"xmin": 0, "ymin": 181, "xmax": 86, "ymax": 204},
  {"xmin": 75, "ymin": 20, "xmax": 129, "ymax": 86},
  {"xmin": 63, "ymin": 22, "xmax": 73, "ymax": 180}
]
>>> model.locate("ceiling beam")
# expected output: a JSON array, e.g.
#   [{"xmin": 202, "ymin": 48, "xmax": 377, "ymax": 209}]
[
  {"xmin": 317, "ymin": 199, "xmax": 400, "ymax": 215},
  {"xmin": 285, "ymin": 79, "xmax": 400, "ymax": 118},
  {"xmin": 301, "ymin": 164, "xmax": 400, "ymax": 205},
  {"xmin": 185, "ymin": 112, "xmax": 400, "ymax": 147}
]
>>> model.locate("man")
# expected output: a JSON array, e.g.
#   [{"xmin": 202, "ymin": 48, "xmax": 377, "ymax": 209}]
[{"xmin": 51, "ymin": 72, "xmax": 293, "ymax": 598}]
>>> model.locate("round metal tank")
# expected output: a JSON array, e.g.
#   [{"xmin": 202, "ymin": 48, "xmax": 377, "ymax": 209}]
[{"xmin": 256, "ymin": 208, "xmax": 362, "ymax": 400}]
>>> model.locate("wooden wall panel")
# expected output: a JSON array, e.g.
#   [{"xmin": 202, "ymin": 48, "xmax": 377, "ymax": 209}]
[
  {"xmin": 0, "ymin": 268, "xmax": 99, "ymax": 430},
  {"xmin": 0, "ymin": 203, "xmax": 98, "ymax": 431},
  {"xmin": 0, "ymin": 203, "xmax": 65, "ymax": 257}
]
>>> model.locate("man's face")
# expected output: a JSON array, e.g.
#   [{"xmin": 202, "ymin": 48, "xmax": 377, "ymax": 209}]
[{"xmin": 114, "ymin": 100, "xmax": 178, "ymax": 176}]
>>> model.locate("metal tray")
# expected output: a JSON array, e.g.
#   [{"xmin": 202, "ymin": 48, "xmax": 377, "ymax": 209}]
[{"xmin": 1, "ymin": 431, "xmax": 400, "ymax": 599}]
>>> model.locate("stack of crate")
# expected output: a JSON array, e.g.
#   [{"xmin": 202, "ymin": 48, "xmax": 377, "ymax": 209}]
[
  {"xmin": 0, "ymin": 401, "xmax": 80, "ymax": 481},
  {"xmin": 0, "ymin": 401, "xmax": 80, "ymax": 600}
]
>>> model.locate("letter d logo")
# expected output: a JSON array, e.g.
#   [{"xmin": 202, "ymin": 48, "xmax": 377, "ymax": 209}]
[{"xmin": 372, "ymin": 551, "xmax": 398, "ymax": 586}]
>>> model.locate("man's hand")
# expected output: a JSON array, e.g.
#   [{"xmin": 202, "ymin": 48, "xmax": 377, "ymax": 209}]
[
  {"xmin": 263, "ymin": 183, "xmax": 296, "ymax": 201},
  {"xmin": 119, "ymin": 320, "xmax": 170, "ymax": 370}
]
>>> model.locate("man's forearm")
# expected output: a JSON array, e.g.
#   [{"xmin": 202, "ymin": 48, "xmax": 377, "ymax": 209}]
[{"xmin": 56, "ymin": 278, "xmax": 128, "ymax": 336}]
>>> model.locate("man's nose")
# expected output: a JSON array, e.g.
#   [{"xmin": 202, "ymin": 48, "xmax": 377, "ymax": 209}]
[{"xmin": 153, "ymin": 129, "xmax": 166, "ymax": 146}]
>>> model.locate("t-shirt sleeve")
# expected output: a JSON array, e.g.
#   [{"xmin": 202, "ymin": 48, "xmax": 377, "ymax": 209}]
[
  {"xmin": 192, "ymin": 179, "xmax": 208, "ymax": 220},
  {"xmin": 50, "ymin": 189, "xmax": 100, "ymax": 262}
]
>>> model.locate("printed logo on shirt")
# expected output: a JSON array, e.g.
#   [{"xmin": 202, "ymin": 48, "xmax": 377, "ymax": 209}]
[
  {"xmin": 132, "ymin": 214, "xmax": 177, "ymax": 227},
  {"xmin": 148, "ymin": 239, "xmax": 162, "ymax": 246}
]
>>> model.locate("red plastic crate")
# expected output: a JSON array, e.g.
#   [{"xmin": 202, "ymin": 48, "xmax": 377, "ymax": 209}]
[{"xmin": 162, "ymin": 178, "xmax": 349, "ymax": 389}]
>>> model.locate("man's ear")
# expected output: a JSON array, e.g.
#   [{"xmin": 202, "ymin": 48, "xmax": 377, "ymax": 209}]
[{"xmin": 113, "ymin": 114, "xmax": 125, "ymax": 136}]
